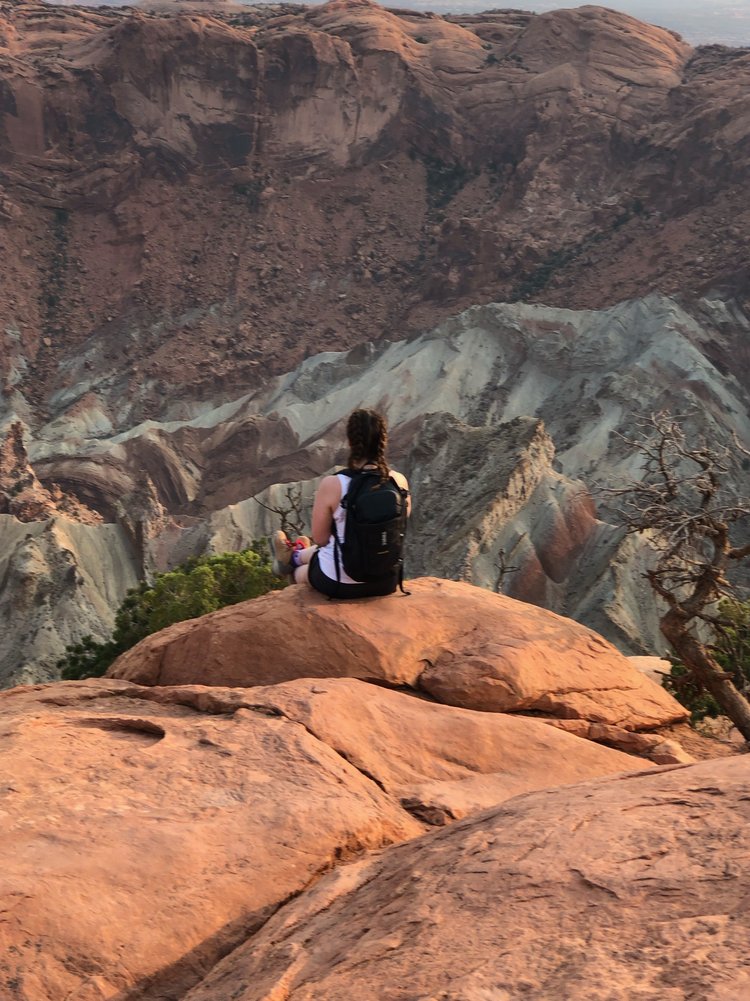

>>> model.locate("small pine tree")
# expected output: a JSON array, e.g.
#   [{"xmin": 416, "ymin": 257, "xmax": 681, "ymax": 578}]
[
  {"xmin": 663, "ymin": 597, "xmax": 750, "ymax": 722},
  {"xmin": 713, "ymin": 597, "xmax": 750, "ymax": 698},
  {"xmin": 59, "ymin": 546, "xmax": 283, "ymax": 680}
]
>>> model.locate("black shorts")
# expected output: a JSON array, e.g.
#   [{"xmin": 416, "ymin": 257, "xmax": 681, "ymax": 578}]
[{"xmin": 308, "ymin": 549, "xmax": 398, "ymax": 599}]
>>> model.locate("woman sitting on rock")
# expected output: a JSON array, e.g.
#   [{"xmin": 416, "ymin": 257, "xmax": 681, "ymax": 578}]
[{"xmin": 269, "ymin": 408, "xmax": 411, "ymax": 598}]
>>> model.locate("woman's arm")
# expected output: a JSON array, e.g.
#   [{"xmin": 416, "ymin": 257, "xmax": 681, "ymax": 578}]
[
  {"xmin": 310, "ymin": 474, "xmax": 342, "ymax": 546},
  {"xmin": 390, "ymin": 469, "xmax": 412, "ymax": 517}
]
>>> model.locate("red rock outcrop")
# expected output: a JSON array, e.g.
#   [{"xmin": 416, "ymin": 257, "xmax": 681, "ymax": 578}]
[
  {"xmin": 241, "ymin": 675, "xmax": 651, "ymax": 821},
  {"xmin": 108, "ymin": 577, "xmax": 688, "ymax": 735},
  {"xmin": 2, "ymin": 0, "xmax": 750, "ymax": 417},
  {"xmin": 0, "ymin": 420, "xmax": 101, "ymax": 523},
  {"xmin": 183, "ymin": 754, "xmax": 750, "ymax": 1001},
  {"xmin": 0, "ymin": 674, "xmax": 649, "ymax": 999},
  {"xmin": 0, "ymin": 677, "xmax": 421, "ymax": 999}
]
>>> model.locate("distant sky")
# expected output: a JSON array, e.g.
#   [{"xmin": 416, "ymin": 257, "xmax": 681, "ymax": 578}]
[
  {"xmin": 43, "ymin": 1, "xmax": 750, "ymax": 48},
  {"xmin": 385, "ymin": 1, "xmax": 750, "ymax": 47}
]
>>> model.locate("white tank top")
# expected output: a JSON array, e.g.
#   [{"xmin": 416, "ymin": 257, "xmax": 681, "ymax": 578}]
[{"xmin": 316, "ymin": 473, "xmax": 362, "ymax": 584}]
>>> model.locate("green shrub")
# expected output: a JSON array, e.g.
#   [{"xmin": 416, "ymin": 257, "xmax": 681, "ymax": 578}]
[
  {"xmin": 662, "ymin": 661, "xmax": 721, "ymax": 722},
  {"xmin": 713, "ymin": 597, "xmax": 750, "ymax": 693},
  {"xmin": 662, "ymin": 597, "xmax": 750, "ymax": 721},
  {"xmin": 58, "ymin": 635, "xmax": 123, "ymax": 682},
  {"xmin": 59, "ymin": 546, "xmax": 283, "ymax": 680}
]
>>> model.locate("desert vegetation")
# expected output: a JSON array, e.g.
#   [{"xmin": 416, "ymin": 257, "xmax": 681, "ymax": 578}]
[
  {"xmin": 612, "ymin": 412, "xmax": 750, "ymax": 738},
  {"xmin": 665, "ymin": 597, "xmax": 750, "ymax": 721},
  {"xmin": 59, "ymin": 546, "xmax": 282, "ymax": 680}
]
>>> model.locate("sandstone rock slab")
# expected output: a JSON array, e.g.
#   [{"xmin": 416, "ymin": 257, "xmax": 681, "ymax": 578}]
[
  {"xmin": 0, "ymin": 678, "xmax": 421, "ymax": 1000},
  {"xmin": 629, "ymin": 654, "xmax": 673, "ymax": 685},
  {"xmin": 109, "ymin": 577, "xmax": 688, "ymax": 730},
  {"xmin": 229, "ymin": 677, "xmax": 650, "ymax": 822},
  {"xmin": 184, "ymin": 756, "xmax": 750, "ymax": 1001},
  {"xmin": 0, "ymin": 673, "xmax": 652, "ymax": 1000},
  {"xmin": 541, "ymin": 717, "xmax": 694, "ymax": 763}
]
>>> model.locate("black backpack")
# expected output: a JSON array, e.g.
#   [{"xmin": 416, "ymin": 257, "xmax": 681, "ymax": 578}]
[{"xmin": 333, "ymin": 468, "xmax": 409, "ymax": 593}]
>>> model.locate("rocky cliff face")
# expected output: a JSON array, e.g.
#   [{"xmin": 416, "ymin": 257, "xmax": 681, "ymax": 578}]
[
  {"xmin": 2, "ymin": 0, "xmax": 750, "ymax": 684},
  {"xmin": 2, "ymin": 0, "xmax": 750, "ymax": 423},
  {"xmin": 1, "ymin": 292, "xmax": 748, "ymax": 686}
]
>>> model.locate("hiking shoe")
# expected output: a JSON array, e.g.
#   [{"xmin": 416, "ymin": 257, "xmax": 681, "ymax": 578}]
[
  {"xmin": 294, "ymin": 536, "xmax": 312, "ymax": 551},
  {"xmin": 269, "ymin": 530, "xmax": 294, "ymax": 576}
]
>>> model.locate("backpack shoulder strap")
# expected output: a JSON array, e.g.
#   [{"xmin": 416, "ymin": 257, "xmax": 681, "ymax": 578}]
[
  {"xmin": 393, "ymin": 480, "xmax": 410, "ymax": 499},
  {"xmin": 332, "ymin": 468, "xmax": 368, "ymax": 592},
  {"xmin": 341, "ymin": 468, "xmax": 379, "ymax": 509}
]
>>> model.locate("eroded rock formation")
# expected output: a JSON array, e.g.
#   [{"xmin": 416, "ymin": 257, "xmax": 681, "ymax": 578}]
[
  {"xmin": 1, "ymin": 0, "xmax": 750, "ymax": 418},
  {"xmin": 0, "ymin": 420, "xmax": 100, "ymax": 522},
  {"xmin": 0, "ymin": 515, "xmax": 139, "ymax": 686},
  {"xmin": 183, "ymin": 754, "xmax": 750, "ymax": 1001},
  {"xmin": 2, "ymin": 292, "xmax": 750, "ymax": 686},
  {"xmin": 108, "ymin": 577, "xmax": 689, "ymax": 752},
  {"xmin": 3, "ymin": 4, "xmax": 749, "ymax": 993},
  {"xmin": 0, "ymin": 674, "xmax": 651, "ymax": 999},
  {"xmin": 2, "ymin": 1, "xmax": 750, "ymax": 686}
]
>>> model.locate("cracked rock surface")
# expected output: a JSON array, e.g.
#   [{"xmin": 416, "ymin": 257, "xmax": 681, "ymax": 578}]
[
  {"xmin": 108, "ymin": 578, "xmax": 688, "ymax": 733},
  {"xmin": 0, "ymin": 678, "xmax": 421, "ymax": 1000},
  {"xmin": 184, "ymin": 755, "xmax": 750, "ymax": 1001},
  {"xmin": 0, "ymin": 674, "xmax": 650, "ymax": 1000}
]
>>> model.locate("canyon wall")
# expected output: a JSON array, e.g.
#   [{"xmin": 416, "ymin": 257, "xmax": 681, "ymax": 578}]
[
  {"xmin": 2, "ymin": 0, "xmax": 750, "ymax": 683},
  {"xmin": 2, "ymin": 0, "xmax": 750, "ymax": 422},
  {"xmin": 2, "ymin": 293, "xmax": 748, "ymax": 685}
]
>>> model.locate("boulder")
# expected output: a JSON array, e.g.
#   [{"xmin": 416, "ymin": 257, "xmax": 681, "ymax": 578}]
[
  {"xmin": 541, "ymin": 718, "xmax": 694, "ymax": 763},
  {"xmin": 184, "ymin": 755, "xmax": 750, "ymax": 1001},
  {"xmin": 109, "ymin": 577, "xmax": 688, "ymax": 731},
  {"xmin": 0, "ymin": 674, "xmax": 650, "ymax": 999},
  {"xmin": 0, "ymin": 678, "xmax": 420, "ymax": 1000},
  {"xmin": 236, "ymin": 676, "xmax": 650, "ymax": 823},
  {"xmin": 629, "ymin": 654, "xmax": 672, "ymax": 686}
]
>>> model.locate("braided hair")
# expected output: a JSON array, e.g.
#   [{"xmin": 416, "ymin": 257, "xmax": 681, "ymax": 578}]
[{"xmin": 346, "ymin": 409, "xmax": 389, "ymax": 481}]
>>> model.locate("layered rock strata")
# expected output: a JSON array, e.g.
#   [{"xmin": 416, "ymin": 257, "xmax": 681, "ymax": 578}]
[
  {"xmin": 2, "ymin": 293, "xmax": 750, "ymax": 685},
  {"xmin": 1, "ymin": 0, "xmax": 750, "ymax": 417},
  {"xmin": 3, "ymin": 0, "xmax": 750, "ymax": 685},
  {"xmin": 0, "ymin": 515, "xmax": 138, "ymax": 686}
]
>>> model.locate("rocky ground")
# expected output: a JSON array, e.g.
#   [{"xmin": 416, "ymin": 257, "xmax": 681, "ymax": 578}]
[
  {"xmin": 0, "ymin": 581, "xmax": 745, "ymax": 1000},
  {"xmin": 186, "ymin": 754, "xmax": 750, "ymax": 1001}
]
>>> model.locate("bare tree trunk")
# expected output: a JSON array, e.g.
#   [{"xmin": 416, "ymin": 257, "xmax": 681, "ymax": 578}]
[{"xmin": 661, "ymin": 610, "xmax": 750, "ymax": 742}]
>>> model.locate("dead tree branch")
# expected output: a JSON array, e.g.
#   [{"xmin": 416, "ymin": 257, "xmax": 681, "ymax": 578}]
[
  {"xmin": 607, "ymin": 410, "xmax": 750, "ymax": 740},
  {"xmin": 494, "ymin": 546, "xmax": 520, "ymax": 593},
  {"xmin": 253, "ymin": 485, "xmax": 307, "ymax": 538}
]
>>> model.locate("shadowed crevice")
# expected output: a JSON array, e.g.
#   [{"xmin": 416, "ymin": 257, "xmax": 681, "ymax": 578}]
[{"xmin": 74, "ymin": 717, "xmax": 166, "ymax": 744}]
